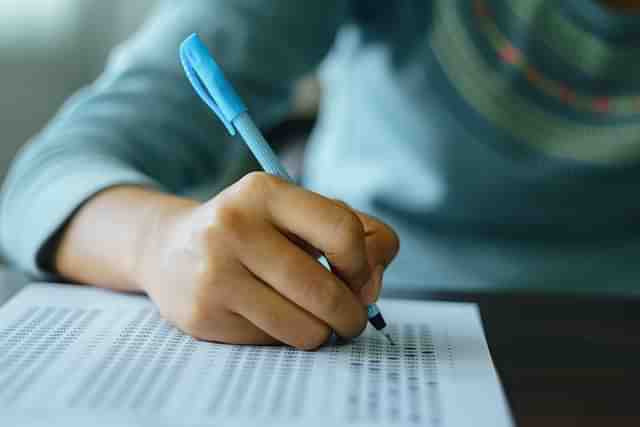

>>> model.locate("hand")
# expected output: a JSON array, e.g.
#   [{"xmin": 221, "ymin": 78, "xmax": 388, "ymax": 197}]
[{"xmin": 137, "ymin": 172, "xmax": 399, "ymax": 349}]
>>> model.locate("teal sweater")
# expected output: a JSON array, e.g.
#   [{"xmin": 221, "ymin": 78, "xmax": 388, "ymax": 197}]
[{"xmin": 3, "ymin": 0, "xmax": 640, "ymax": 293}]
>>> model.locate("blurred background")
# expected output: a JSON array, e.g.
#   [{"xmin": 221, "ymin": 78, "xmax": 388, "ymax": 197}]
[
  {"xmin": 0, "ymin": 0, "xmax": 159, "ymax": 299},
  {"xmin": 0, "ymin": 0, "xmax": 316, "ymax": 275},
  {"xmin": 0, "ymin": 0, "xmax": 157, "ymax": 182},
  {"xmin": 0, "ymin": 0, "xmax": 319, "ymax": 184}
]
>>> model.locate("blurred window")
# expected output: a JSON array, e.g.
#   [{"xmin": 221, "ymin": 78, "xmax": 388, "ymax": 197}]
[{"xmin": 0, "ymin": 0, "xmax": 78, "ymax": 51}]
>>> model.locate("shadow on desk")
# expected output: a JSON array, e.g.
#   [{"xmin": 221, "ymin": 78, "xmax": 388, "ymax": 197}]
[{"xmin": 387, "ymin": 286, "xmax": 640, "ymax": 427}]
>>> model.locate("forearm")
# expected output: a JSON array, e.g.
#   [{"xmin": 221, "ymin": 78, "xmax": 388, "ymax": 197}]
[
  {"xmin": 54, "ymin": 186, "xmax": 198, "ymax": 292},
  {"xmin": 0, "ymin": 0, "xmax": 344, "ymax": 277}
]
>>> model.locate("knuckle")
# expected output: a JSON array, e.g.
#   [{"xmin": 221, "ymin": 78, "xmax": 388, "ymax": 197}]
[
  {"xmin": 212, "ymin": 171, "xmax": 274, "ymax": 216},
  {"xmin": 332, "ymin": 209, "xmax": 365, "ymax": 251},
  {"xmin": 211, "ymin": 204, "xmax": 248, "ymax": 242},
  {"xmin": 237, "ymin": 171, "xmax": 275, "ymax": 196}
]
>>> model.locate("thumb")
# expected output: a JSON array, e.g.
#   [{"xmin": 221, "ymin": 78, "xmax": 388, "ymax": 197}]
[
  {"xmin": 354, "ymin": 211, "xmax": 400, "ymax": 304},
  {"xmin": 356, "ymin": 211, "xmax": 400, "ymax": 269}
]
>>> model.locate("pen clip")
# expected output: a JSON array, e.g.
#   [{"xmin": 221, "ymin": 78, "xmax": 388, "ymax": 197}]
[{"xmin": 180, "ymin": 33, "xmax": 247, "ymax": 136}]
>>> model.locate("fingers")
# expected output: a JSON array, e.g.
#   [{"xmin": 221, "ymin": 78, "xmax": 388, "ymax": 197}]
[
  {"xmin": 159, "ymin": 260, "xmax": 280, "ymax": 346},
  {"xmin": 228, "ymin": 272, "xmax": 333, "ymax": 350},
  {"xmin": 186, "ymin": 309, "xmax": 279, "ymax": 346},
  {"xmin": 234, "ymin": 224, "xmax": 367, "ymax": 340},
  {"xmin": 261, "ymin": 176, "xmax": 371, "ymax": 293},
  {"xmin": 199, "ymin": 172, "xmax": 400, "ymax": 347},
  {"xmin": 178, "ymin": 264, "xmax": 331, "ymax": 349}
]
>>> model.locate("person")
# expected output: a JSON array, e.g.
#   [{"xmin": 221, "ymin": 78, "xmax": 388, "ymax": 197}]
[{"xmin": 2, "ymin": 0, "xmax": 639, "ymax": 349}]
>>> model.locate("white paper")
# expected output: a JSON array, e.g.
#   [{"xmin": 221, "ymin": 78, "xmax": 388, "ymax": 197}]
[{"xmin": 0, "ymin": 284, "xmax": 512, "ymax": 427}]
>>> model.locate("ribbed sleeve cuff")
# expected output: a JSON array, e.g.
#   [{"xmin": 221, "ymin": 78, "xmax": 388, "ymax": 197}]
[{"xmin": 1, "ymin": 157, "xmax": 161, "ymax": 278}]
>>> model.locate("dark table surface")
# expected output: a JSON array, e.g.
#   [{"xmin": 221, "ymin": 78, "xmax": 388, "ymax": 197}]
[
  {"xmin": 2, "ymin": 272, "xmax": 639, "ymax": 426},
  {"xmin": 387, "ymin": 288, "xmax": 640, "ymax": 427}
]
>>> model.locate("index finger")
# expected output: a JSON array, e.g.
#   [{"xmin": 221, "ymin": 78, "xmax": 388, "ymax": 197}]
[{"xmin": 263, "ymin": 177, "xmax": 372, "ymax": 293}]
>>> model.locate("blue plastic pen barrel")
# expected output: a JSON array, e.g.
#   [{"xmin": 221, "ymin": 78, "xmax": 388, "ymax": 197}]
[{"xmin": 179, "ymin": 33, "xmax": 393, "ymax": 345}]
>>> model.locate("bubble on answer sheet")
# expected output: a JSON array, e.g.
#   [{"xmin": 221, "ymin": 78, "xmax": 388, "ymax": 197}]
[{"xmin": 0, "ymin": 306, "xmax": 449, "ymax": 426}]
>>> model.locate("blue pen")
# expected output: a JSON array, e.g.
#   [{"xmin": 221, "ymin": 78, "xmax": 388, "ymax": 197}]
[{"xmin": 180, "ymin": 33, "xmax": 394, "ymax": 345}]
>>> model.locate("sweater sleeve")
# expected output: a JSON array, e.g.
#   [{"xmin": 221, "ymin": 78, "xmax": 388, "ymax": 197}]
[{"xmin": 0, "ymin": 0, "xmax": 347, "ymax": 277}]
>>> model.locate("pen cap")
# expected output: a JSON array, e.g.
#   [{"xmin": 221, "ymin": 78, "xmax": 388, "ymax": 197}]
[{"xmin": 180, "ymin": 33, "xmax": 247, "ymax": 135}]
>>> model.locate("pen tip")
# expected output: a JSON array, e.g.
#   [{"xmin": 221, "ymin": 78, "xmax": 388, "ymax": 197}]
[{"xmin": 384, "ymin": 333, "xmax": 395, "ymax": 346}]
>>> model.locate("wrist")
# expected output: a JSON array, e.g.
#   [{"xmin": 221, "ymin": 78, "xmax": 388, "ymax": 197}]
[{"xmin": 130, "ymin": 190, "xmax": 199, "ymax": 294}]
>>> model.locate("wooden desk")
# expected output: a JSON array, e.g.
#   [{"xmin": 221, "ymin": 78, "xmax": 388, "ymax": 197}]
[{"xmin": 388, "ymin": 288, "xmax": 640, "ymax": 427}]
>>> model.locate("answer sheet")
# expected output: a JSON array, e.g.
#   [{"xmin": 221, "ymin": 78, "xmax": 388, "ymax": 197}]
[{"xmin": 0, "ymin": 284, "xmax": 512, "ymax": 427}]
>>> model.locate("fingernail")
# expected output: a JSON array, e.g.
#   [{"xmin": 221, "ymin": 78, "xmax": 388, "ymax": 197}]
[{"xmin": 360, "ymin": 265, "xmax": 384, "ymax": 305}]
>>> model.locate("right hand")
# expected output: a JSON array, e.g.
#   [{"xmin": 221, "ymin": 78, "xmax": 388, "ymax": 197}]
[{"xmin": 136, "ymin": 172, "xmax": 399, "ymax": 350}]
